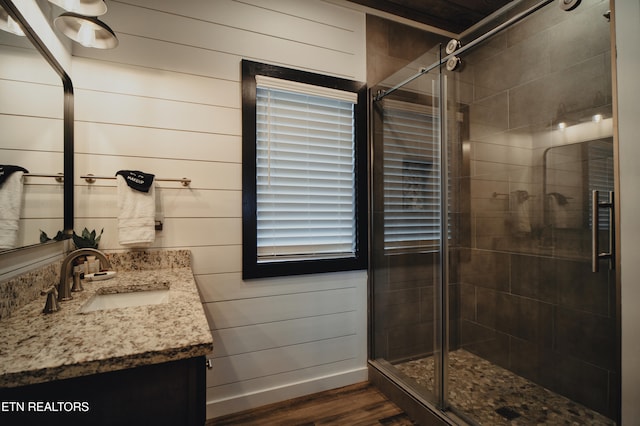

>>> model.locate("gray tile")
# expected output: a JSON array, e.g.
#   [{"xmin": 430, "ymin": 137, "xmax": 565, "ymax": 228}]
[{"xmin": 555, "ymin": 307, "xmax": 616, "ymax": 370}]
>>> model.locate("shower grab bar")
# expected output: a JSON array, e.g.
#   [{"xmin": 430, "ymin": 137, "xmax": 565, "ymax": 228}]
[
  {"xmin": 592, "ymin": 190, "xmax": 614, "ymax": 273},
  {"xmin": 373, "ymin": 0, "xmax": 554, "ymax": 102}
]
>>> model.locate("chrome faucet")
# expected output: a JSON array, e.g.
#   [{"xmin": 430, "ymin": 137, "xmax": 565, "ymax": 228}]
[{"xmin": 58, "ymin": 248, "xmax": 112, "ymax": 301}]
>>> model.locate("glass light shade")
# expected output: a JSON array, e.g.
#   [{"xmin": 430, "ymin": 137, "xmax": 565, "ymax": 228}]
[
  {"xmin": 0, "ymin": 6, "xmax": 25, "ymax": 36},
  {"xmin": 48, "ymin": 0, "xmax": 107, "ymax": 16},
  {"xmin": 54, "ymin": 12, "xmax": 118, "ymax": 49}
]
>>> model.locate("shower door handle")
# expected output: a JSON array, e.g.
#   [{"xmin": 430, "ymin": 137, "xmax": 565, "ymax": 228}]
[{"xmin": 592, "ymin": 190, "xmax": 615, "ymax": 273}]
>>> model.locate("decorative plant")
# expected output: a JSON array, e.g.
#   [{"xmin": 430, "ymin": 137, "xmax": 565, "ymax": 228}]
[
  {"xmin": 40, "ymin": 230, "xmax": 66, "ymax": 243},
  {"xmin": 72, "ymin": 228, "xmax": 103, "ymax": 249}
]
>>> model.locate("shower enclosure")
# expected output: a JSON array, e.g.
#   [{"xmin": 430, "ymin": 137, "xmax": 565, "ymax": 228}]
[{"xmin": 369, "ymin": 0, "xmax": 618, "ymax": 424}]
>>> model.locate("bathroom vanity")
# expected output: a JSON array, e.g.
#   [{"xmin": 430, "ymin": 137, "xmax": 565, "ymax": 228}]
[{"xmin": 0, "ymin": 250, "xmax": 213, "ymax": 425}]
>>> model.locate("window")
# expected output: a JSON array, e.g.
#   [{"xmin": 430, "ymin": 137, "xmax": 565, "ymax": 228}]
[
  {"xmin": 242, "ymin": 60, "xmax": 367, "ymax": 279},
  {"xmin": 380, "ymin": 99, "xmax": 441, "ymax": 252}
]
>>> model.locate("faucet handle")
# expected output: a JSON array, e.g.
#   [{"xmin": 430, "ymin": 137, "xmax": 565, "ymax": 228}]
[{"xmin": 41, "ymin": 285, "xmax": 60, "ymax": 314}]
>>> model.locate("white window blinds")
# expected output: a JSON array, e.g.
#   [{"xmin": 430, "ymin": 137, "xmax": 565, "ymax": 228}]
[
  {"xmin": 255, "ymin": 77, "xmax": 357, "ymax": 261},
  {"xmin": 382, "ymin": 100, "xmax": 441, "ymax": 252}
]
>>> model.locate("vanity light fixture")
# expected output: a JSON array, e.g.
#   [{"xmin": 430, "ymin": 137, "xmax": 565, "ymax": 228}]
[
  {"xmin": 48, "ymin": 0, "xmax": 107, "ymax": 17},
  {"xmin": 0, "ymin": 5, "xmax": 25, "ymax": 36},
  {"xmin": 54, "ymin": 12, "xmax": 118, "ymax": 49}
]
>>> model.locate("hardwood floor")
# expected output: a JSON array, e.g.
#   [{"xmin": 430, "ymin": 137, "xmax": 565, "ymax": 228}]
[{"xmin": 207, "ymin": 382, "xmax": 417, "ymax": 425}]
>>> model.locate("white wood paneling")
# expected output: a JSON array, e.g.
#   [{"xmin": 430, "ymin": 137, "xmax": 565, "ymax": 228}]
[
  {"xmin": 72, "ymin": 58, "xmax": 241, "ymax": 108},
  {"xmin": 123, "ymin": 0, "xmax": 360, "ymax": 47},
  {"xmin": 205, "ymin": 288, "xmax": 357, "ymax": 329},
  {"xmin": 191, "ymin": 246, "xmax": 243, "ymax": 275},
  {"xmin": 75, "ymin": 33, "xmax": 242, "ymax": 81},
  {"xmin": 103, "ymin": 1, "xmax": 362, "ymax": 80},
  {"xmin": 75, "ymin": 186, "xmax": 240, "ymax": 219},
  {"xmin": 0, "ymin": 80, "xmax": 62, "ymax": 118},
  {"xmin": 69, "ymin": 0, "xmax": 367, "ymax": 417},
  {"xmin": 75, "ymin": 121, "xmax": 241, "ymax": 163},
  {"xmin": 70, "ymin": 217, "xmax": 240, "ymax": 249},
  {"xmin": 0, "ymin": 45, "xmax": 62, "ymax": 84},
  {"xmin": 22, "ymin": 186, "xmax": 65, "ymax": 218},
  {"xmin": 2, "ymin": 150, "xmax": 63, "ymax": 177},
  {"xmin": 2, "ymin": 115, "xmax": 63, "ymax": 152},
  {"xmin": 209, "ymin": 335, "xmax": 358, "ymax": 386},
  {"xmin": 212, "ymin": 311, "xmax": 358, "ymax": 357},
  {"xmin": 198, "ymin": 270, "xmax": 364, "ymax": 302},
  {"xmin": 206, "ymin": 365, "xmax": 367, "ymax": 418},
  {"xmin": 75, "ymin": 89, "xmax": 240, "ymax": 134}
]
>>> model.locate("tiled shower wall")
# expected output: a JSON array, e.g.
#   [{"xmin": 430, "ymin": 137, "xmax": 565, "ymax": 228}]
[
  {"xmin": 456, "ymin": 0, "xmax": 616, "ymax": 418},
  {"xmin": 372, "ymin": 252, "xmax": 438, "ymax": 362},
  {"xmin": 458, "ymin": 250, "xmax": 616, "ymax": 417}
]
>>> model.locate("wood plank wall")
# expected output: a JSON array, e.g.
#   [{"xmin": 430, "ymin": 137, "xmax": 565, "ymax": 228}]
[{"xmin": 68, "ymin": 0, "xmax": 367, "ymax": 418}]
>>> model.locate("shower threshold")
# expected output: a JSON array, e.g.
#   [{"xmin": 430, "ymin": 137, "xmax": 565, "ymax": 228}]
[{"xmin": 394, "ymin": 349, "xmax": 614, "ymax": 425}]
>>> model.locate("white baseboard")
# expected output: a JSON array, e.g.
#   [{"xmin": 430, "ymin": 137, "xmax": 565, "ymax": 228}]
[{"xmin": 206, "ymin": 367, "xmax": 369, "ymax": 419}]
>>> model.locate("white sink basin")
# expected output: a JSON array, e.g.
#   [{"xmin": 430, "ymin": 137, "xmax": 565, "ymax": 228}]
[{"xmin": 79, "ymin": 289, "xmax": 170, "ymax": 313}]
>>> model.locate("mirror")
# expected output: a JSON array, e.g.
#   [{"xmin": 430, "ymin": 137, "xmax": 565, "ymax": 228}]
[
  {"xmin": 0, "ymin": 3, "xmax": 67, "ymax": 251},
  {"xmin": 542, "ymin": 137, "xmax": 614, "ymax": 257}
]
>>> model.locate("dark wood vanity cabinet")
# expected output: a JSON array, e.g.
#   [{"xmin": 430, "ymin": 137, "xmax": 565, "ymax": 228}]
[{"xmin": 0, "ymin": 356, "xmax": 206, "ymax": 426}]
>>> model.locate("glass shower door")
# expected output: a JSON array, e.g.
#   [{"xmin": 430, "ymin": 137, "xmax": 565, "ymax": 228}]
[
  {"xmin": 370, "ymin": 1, "xmax": 617, "ymax": 425},
  {"xmin": 370, "ymin": 43, "xmax": 446, "ymax": 409},
  {"xmin": 445, "ymin": 0, "xmax": 617, "ymax": 424}
]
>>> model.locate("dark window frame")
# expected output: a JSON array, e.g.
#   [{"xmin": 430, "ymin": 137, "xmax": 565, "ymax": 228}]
[{"xmin": 241, "ymin": 59, "xmax": 368, "ymax": 279}]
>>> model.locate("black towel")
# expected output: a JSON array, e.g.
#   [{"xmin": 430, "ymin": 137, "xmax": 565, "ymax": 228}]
[
  {"xmin": 0, "ymin": 165, "xmax": 28, "ymax": 186},
  {"xmin": 115, "ymin": 170, "xmax": 155, "ymax": 193},
  {"xmin": 548, "ymin": 192, "xmax": 569, "ymax": 206}
]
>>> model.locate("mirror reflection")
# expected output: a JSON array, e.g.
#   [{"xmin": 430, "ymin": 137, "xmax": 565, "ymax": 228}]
[
  {"xmin": 0, "ymin": 19, "xmax": 64, "ymax": 251},
  {"xmin": 543, "ymin": 137, "xmax": 614, "ymax": 256}
]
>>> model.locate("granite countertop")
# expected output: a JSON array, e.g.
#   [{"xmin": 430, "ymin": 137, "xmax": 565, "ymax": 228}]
[{"xmin": 0, "ymin": 266, "xmax": 213, "ymax": 388}]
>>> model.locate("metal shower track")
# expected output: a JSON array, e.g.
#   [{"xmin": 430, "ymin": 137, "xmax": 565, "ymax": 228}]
[{"xmin": 373, "ymin": 0, "xmax": 555, "ymax": 102}]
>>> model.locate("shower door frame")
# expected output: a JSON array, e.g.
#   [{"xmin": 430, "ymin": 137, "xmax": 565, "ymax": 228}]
[{"xmin": 367, "ymin": 0, "xmax": 621, "ymax": 424}]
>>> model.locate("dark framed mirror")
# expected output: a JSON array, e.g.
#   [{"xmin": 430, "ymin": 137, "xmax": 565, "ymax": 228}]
[{"xmin": 0, "ymin": 0, "xmax": 73, "ymax": 252}]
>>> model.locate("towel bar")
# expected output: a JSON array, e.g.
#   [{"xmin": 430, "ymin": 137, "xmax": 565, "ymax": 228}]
[
  {"xmin": 492, "ymin": 191, "xmax": 538, "ymax": 198},
  {"xmin": 81, "ymin": 174, "xmax": 191, "ymax": 187},
  {"xmin": 24, "ymin": 173, "xmax": 64, "ymax": 183}
]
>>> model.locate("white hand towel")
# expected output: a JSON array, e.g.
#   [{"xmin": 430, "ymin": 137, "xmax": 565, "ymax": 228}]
[
  {"xmin": 117, "ymin": 175, "xmax": 156, "ymax": 247},
  {"xmin": 509, "ymin": 190, "xmax": 531, "ymax": 234},
  {"xmin": 548, "ymin": 193, "xmax": 569, "ymax": 228},
  {"xmin": 0, "ymin": 171, "xmax": 25, "ymax": 249}
]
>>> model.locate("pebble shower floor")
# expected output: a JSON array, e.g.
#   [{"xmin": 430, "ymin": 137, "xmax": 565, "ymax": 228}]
[{"xmin": 395, "ymin": 350, "xmax": 614, "ymax": 425}]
